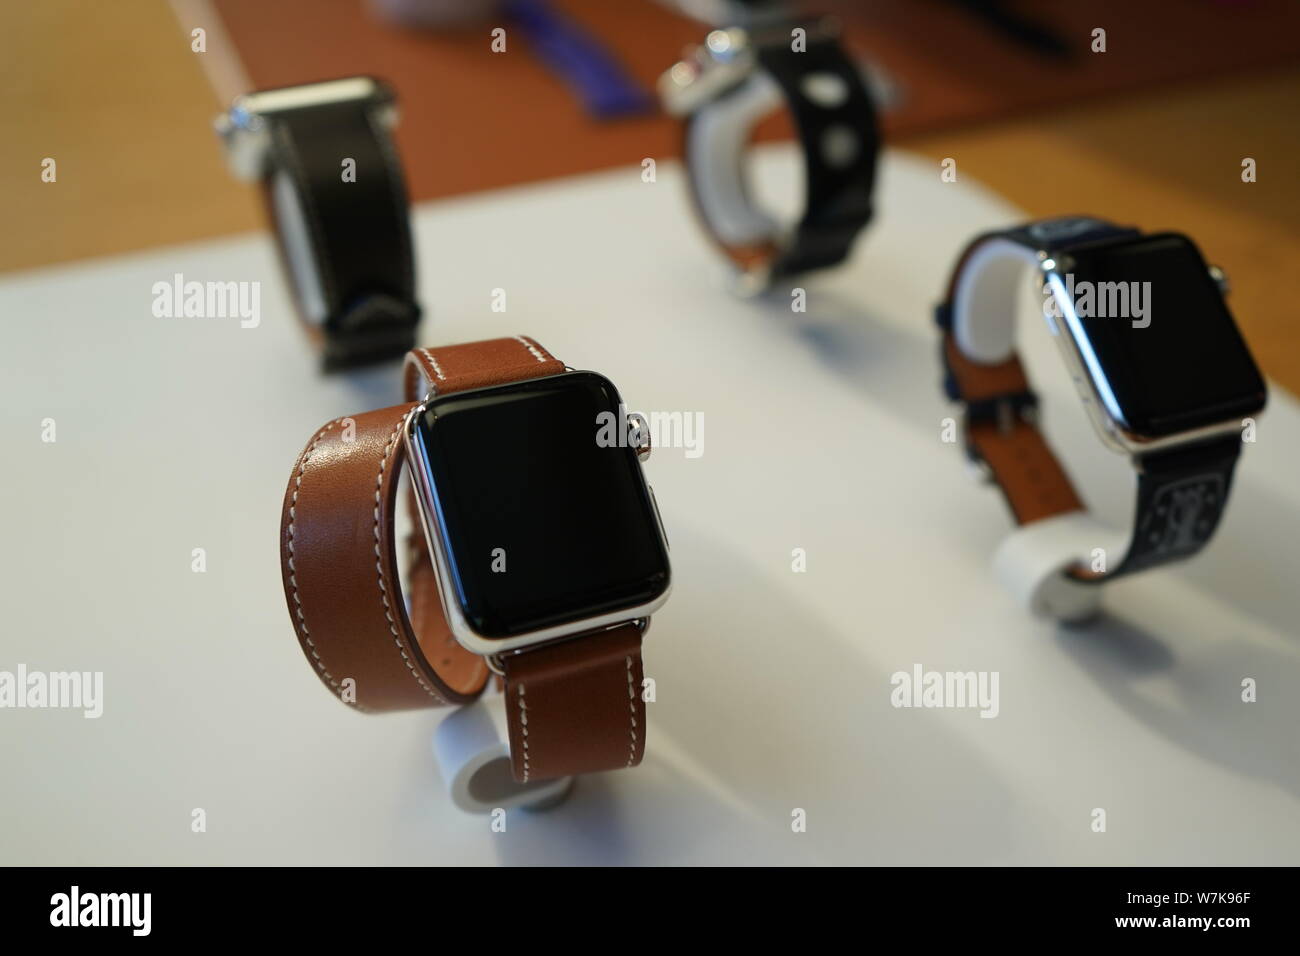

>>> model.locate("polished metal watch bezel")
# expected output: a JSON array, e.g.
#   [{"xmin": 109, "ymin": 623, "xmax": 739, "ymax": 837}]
[
  {"xmin": 1039, "ymin": 254, "xmax": 1252, "ymax": 458},
  {"xmin": 401, "ymin": 378, "xmax": 672, "ymax": 659}
]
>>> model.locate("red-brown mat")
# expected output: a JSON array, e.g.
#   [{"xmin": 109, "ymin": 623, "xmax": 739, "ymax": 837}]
[{"xmin": 212, "ymin": 0, "xmax": 1300, "ymax": 202}]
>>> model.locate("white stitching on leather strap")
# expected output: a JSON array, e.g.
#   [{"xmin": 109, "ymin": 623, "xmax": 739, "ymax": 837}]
[
  {"xmin": 513, "ymin": 335, "xmax": 549, "ymax": 364},
  {"xmin": 287, "ymin": 419, "xmax": 372, "ymax": 712},
  {"xmin": 375, "ymin": 414, "xmax": 447, "ymax": 705},
  {"xmin": 418, "ymin": 347, "xmax": 446, "ymax": 382},
  {"xmin": 625, "ymin": 656, "xmax": 638, "ymax": 768},
  {"xmin": 518, "ymin": 684, "xmax": 530, "ymax": 782}
]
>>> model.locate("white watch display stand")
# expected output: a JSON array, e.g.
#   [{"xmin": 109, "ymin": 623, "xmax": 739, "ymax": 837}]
[
  {"xmin": 432, "ymin": 693, "xmax": 573, "ymax": 814},
  {"xmin": 3, "ymin": 145, "xmax": 1299, "ymax": 865},
  {"xmin": 991, "ymin": 513, "xmax": 1123, "ymax": 624}
]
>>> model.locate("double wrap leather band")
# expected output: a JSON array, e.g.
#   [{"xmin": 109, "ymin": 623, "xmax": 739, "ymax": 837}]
[
  {"xmin": 280, "ymin": 336, "xmax": 650, "ymax": 782},
  {"xmin": 937, "ymin": 219, "xmax": 1244, "ymax": 583},
  {"xmin": 280, "ymin": 403, "xmax": 484, "ymax": 712}
]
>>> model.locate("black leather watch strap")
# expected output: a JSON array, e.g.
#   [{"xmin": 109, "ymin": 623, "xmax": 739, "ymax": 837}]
[
  {"xmin": 755, "ymin": 29, "xmax": 877, "ymax": 279},
  {"xmin": 256, "ymin": 84, "xmax": 419, "ymax": 370},
  {"xmin": 678, "ymin": 19, "xmax": 878, "ymax": 284}
]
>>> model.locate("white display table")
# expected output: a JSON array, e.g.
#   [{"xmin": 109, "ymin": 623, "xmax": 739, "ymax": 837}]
[{"xmin": 2, "ymin": 146, "xmax": 1297, "ymax": 864}]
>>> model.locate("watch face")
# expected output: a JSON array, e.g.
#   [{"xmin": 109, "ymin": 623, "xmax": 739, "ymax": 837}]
[
  {"xmin": 411, "ymin": 372, "xmax": 670, "ymax": 640},
  {"xmin": 1057, "ymin": 233, "xmax": 1267, "ymax": 439}
]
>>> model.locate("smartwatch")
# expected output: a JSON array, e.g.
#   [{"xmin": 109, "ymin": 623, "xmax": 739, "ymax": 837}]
[
  {"xmin": 279, "ymin": 336, "xmax": 672, "ymax": 782},
  {"xmin": 659, "ymin": 16, "xmax": 879, "ymax": 289},
  {"xmin": 937, "ymin": 216, "xmax": 1267, "ymax": 584},
  {"xmin": 216, "ymin": 76, "xmax": 420, "ymax": 370}
]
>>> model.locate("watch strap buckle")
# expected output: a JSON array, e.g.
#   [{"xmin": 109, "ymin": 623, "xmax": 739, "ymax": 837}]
[{"xmin": 965, "ymin": 389, "xmax": 1040, "ymax": 438}]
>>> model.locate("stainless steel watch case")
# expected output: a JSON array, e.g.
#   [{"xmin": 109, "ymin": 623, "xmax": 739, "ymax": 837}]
[
  {"xmin": 1036, "ymin": 251, "xmax": 1246, "ymax": 459},
  {"xmin": 400, "ymin": 379, "xmax": 672, "ymax": 660},
  {"xmin": 214, "ymin": 76, "xmax": 397, "ymax": 182},
  {"xmin": 658, "ymin": 17, "xmax": 842, "ymax": 117},
  {"xmin": 659, "ymin": 27, "xmax": 757, "ymax": 117}
]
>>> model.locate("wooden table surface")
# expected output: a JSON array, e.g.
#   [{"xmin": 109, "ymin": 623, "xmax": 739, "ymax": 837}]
[{"xmin": 3, "ymin": 0, "xmax": 1296, "ymax": 394}]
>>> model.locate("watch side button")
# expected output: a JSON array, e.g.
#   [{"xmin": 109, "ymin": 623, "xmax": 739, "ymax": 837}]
[
  {"xmin": 1209, "ymin": 264, "xmax": 1230, "ymax": 297},
  {"xmin": 630, "ymin": 411, "xmax": 651, "ymax": 462}
]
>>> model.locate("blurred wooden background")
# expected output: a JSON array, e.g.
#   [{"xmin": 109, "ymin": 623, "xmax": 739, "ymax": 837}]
[{"xmin": 2, "ymin": 0, "xmax": 1297, "ymax": 392}]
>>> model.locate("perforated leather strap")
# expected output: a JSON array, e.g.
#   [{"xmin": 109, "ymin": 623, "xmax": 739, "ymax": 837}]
[
  {"xmin": 257, "ymin": 82, "xmax": 419, "ymax": 370},
  {"xmin": 937, "ymin": 218, "xmax": 1243, "ymax": 582},
  {"xmin": 682, "ymin": 20, "xmax": 878, "ymax": 282},
  {"xmin": 281, "ymin": 336, "xmax": 651, "ymax": 782}
]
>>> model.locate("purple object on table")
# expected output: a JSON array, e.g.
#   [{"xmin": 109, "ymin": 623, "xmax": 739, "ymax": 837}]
[{"xmin": 504, "ymin": 0, "xmax": 654, "ymax": 119}]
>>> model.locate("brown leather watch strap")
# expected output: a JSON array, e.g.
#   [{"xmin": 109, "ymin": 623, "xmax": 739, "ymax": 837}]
[
  {"xmin": 941, "ymin": 334, "xmax": 1085, "ymax": 526},
  {"xmin": 502, "ymin": 624, "xmax": 647, "ymax": 782},
  {"xmin": 282, "ymin": 336, "xmax": 653, "ymax": 782},
  {"xmin": 280, "ymin": 402, "xmax": 488, "ymax": 712},
  {"xmin": 281, "ymin": 336, "xmax": 561, "ymax": 712},
  {"xmin": 403, "ymin": 334, "xmax": 563, "ymax": 402}
]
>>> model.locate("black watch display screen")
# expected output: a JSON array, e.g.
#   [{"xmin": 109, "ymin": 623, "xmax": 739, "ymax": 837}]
[
  {"xmin": 1060, "ymin": 233, "xmax": 1266, "ymax": 438},
  {"xmin": 411, "ymin": 371, "xmax": 670, "ymax": 639}
]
